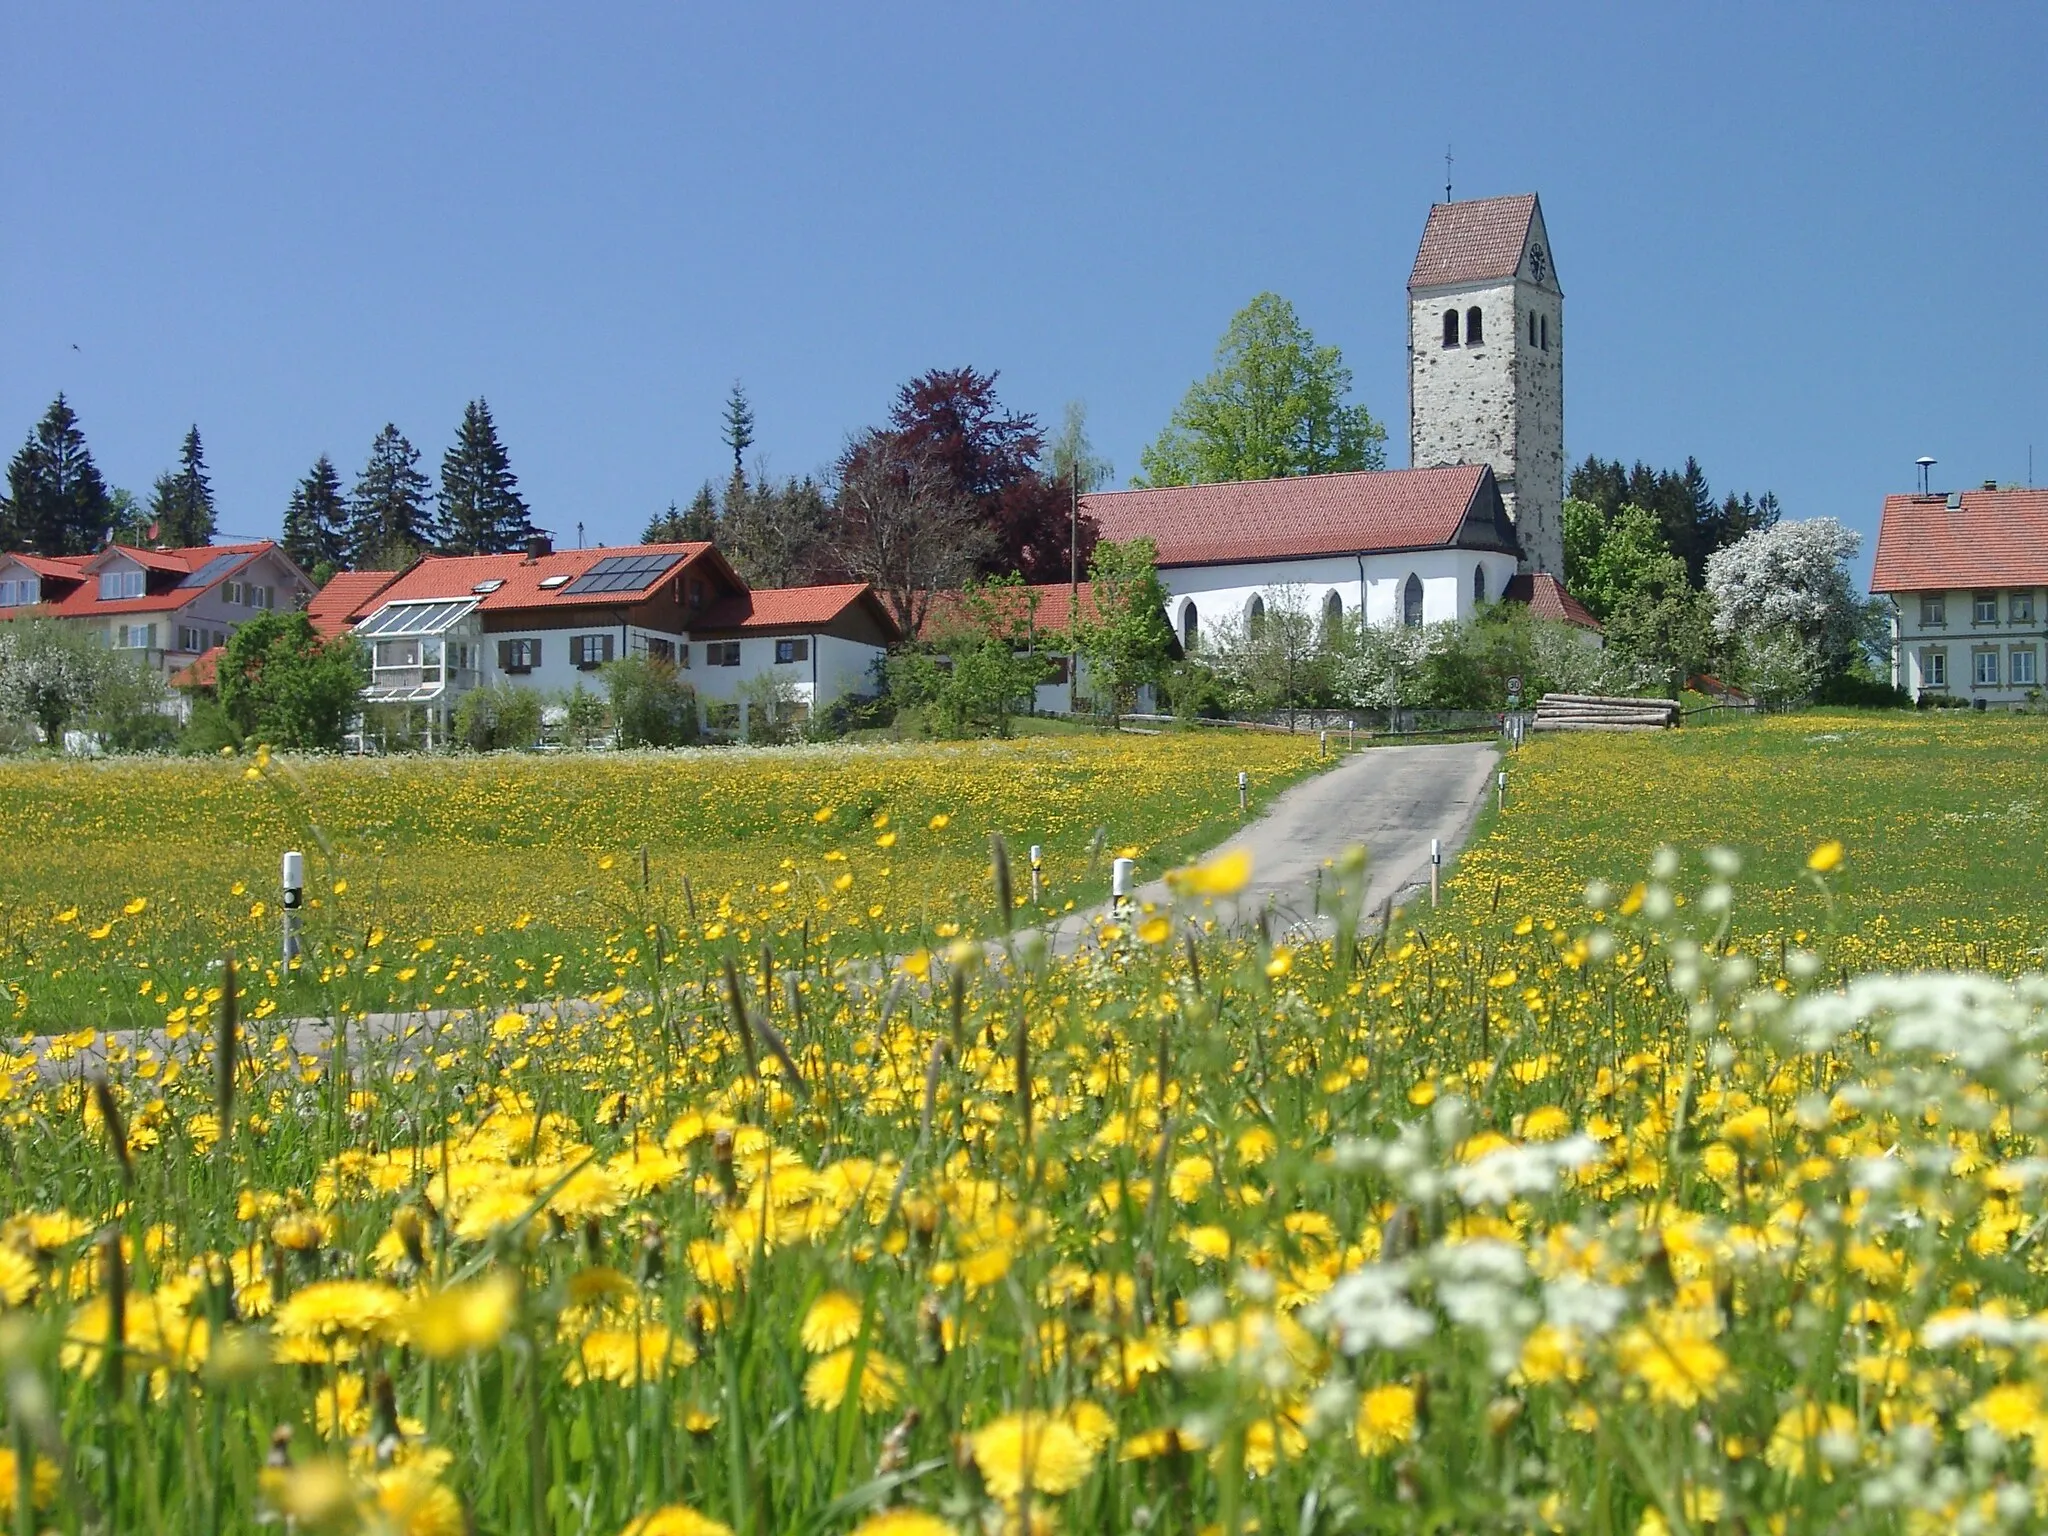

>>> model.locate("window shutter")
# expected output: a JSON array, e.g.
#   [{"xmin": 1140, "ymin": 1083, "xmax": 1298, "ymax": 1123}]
[
  {"xmin": 498, "ymin": 639, "xmax": 514, "ymax": 670},
  {"xmin": 603, "ymin": 634, "xmax": 615, "ymax": 662},
  {"xmin": 529, "ymin": 638, "xmax": 541, "ymax": 667}
]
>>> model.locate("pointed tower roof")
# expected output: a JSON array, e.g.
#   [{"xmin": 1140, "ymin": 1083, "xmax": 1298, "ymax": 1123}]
[{"xmin": 1408, "ymin": 194, "xmax": 1541, "ymax": 290}]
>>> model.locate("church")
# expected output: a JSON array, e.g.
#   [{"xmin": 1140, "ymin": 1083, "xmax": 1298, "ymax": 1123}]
[{"xmin": 1084, "ymin": 192, "xmax": 1592, "ymax": 646}]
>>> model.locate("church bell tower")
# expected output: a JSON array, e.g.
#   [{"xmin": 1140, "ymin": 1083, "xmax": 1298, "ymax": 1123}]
[{"xmin": 1407, "ymin": 193, "xmax": 1564, "ymax": 576}]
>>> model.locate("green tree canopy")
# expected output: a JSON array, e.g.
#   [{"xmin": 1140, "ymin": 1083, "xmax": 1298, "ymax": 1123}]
[
  {"xmin": 218, "ymin": 610, "xmax": 366, "ymax": 750},
  {"xmin": 436, "ymin": 400, "xmax": 533, "ymax": 555},
  {"xmin": 1564, "ymin": 502, "xmax": 1691, "ymax": 622},
  {"xmin": 282, "ymin": 455, "xmax": 350, "ymax": 573},
  {"xmin": 147, "ymin": 426, "xmax": 217, "ymax": 548},
  {"xmin": 2, "ymin": 395, "xmax": 114, "ymax": 555},
  {"xmin": 347, "ymin": 425, "xmax": 434, "ymax": 568},
  {"xmin": 1076, "ymin": 537, "xmax": 1176, "ymax": 720},
  {"xmin": 1138, "ymin": 294, "xmax": 1387, "ymax": 487}
]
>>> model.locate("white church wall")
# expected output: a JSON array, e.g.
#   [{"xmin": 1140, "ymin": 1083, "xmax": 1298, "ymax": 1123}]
[{"xmin": 1158, "ymin": 549, "xmax": 1520, "ymax": 649}]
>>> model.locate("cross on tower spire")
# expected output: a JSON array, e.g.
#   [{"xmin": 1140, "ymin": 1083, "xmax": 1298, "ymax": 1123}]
[{"xmin": 1444, "ymin": 146, "xmax": 1453, "ymax": 203}]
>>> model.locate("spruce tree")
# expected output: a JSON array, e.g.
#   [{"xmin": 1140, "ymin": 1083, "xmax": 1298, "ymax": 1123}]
[
  {"xmin": 147, "ymin": 426, "xmax": 217, "ymax": 547},
  {"xmin": 0, "ymin": 395, "xmax": 114, "ymax": 555},
  {"xmin": 436, "ymin": 399, "xmax": 533, "ymax": 554},
  {"xmin": 642, "ymin": 484, "xmax": 720, "ymax": 544},
  {"xmin": 346, "ymin": 425, "xmax": 434, "ymax": 569},
  {"xmin": 721, "ymin": 383, "xmax": 755, "ymax": 476},
  {"xmin": 282, "ymin": 455, "xmax": 349, "ymax": 572}
]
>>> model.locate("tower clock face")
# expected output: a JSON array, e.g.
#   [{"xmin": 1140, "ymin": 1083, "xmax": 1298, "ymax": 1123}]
[{"xmin": 1528, "ymin": 244, "xmax": 1548, "ymax": 283}]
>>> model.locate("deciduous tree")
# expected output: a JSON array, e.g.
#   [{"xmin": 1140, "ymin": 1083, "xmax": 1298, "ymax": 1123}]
[
  {"xmin": 1139, "ymin": 294, "xmax": 1387, "ymax": 487},
  {"xmin": 217, "ymin": 609, "xmax": 367, "ymax": 750},
  {"xmin": 832, "ymin": 432, "xmax": 989, "ymax": 637},
  {"xmin": 1076, "ymin": 538, "xmax": 1175, "ymax": 721},
  {"xmin": 1705, "ymin": 517, "xmax": 1873, "ymax": 678}
]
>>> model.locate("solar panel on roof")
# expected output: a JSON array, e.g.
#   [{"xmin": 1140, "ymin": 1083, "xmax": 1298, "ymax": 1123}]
[
  {"xmin": 175, "ymin": 553, "xmax": 245, "ymax": 589},
  {"xmin": 561, "ymin": 553, "xmax": 682, "ymax": 597}
]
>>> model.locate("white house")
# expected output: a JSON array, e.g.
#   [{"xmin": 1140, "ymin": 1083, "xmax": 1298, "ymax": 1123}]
[
  {"xmin": 0, "ymin": 541, "xmax": 315, "ymax": 684},
  {"xmin": 333, "ymin": 538, "xmax": 897, "ymax": 741},
  {"xmin": 1872, "ymin": 486, "xmax": 2048, "ymax": 706},
  {"xmin": 1083, "ymin": 463, "xmax": 1526, "ymax": 651}
]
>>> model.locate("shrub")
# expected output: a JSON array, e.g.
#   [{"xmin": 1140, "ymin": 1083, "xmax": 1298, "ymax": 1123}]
[
  {"xmin": 606, "ymin": 657, "xmax": 698, "ymax": 748},
  {"xmin": 453, "ymin": 683, "xmax": 544, "ymax": 751},
  {"xmin": 1813, "ymin": 672, "xmax": 1910, "ymax": 709},
  {"xmin": 218, "ymin": 611, "xmax": 367, "ymax": 750},
  {"xmin": 178, "ymin": 698, "xmax": 243, "ymax": 755},
  {"xmin": 562, "ymin": 683, "xmax": 610, "ymax": 748}
]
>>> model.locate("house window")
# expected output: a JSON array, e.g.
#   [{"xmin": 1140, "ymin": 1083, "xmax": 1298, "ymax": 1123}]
[
  {"xmin": 1246, "ymin": 594, "xmax": 1266, "ymax": 638},
  {"xmin": 1465, "ymin": 306, "xmax": 1483, "ymax": 345},
  {"xmin": 1473, "ymin": 564, "xmax": 1487, "ymax": 604},
  {"xmin": 1402, "ymin": 573, "xmax": 1424, "ymax": 628},
  {"xmin": 640, "ymin": 636, "xmax": 675, "ymax": 663},
  {"xmin": 775, "ymin": 638, "xmax": 810, "ymax": 663},
  {"xmin": 177, "ymin": 625, "xmax": 208, "ymax": 653},
  {"xmin": 1919, "ymin": 594, "xmax": 1946, "ymax": 627},
  {"xmin": 2012, "ymin": 591, "xmax": 2036, "ymax": 623},
  {"xmin": 676, "ymin": 643, "xmax": 691, "ymax": 668},
  {"xmin": 116, "ymin": 623, "xmax": 157, "ymax": 649},
  {"xmin": 1181, "ymin": 601, "xmax": 1198, "ymax": 650},
  {"xmin": 707, "ymin": 641, "xmax": 742, "ymax": 667},
  {"xmin": 0, "ymin": 577, "xmax": 38, "ymax": 606},
  {"xmin": 2012, "ymin": 648, "xmax": 2038, "ymax": 687},
  {"xmin": 1974, "ymin": 650, "xmax": 2000, "ymax": 687},
  {"xmin": 498, "ymin": 637, "xmax": 541, "ymax": 672},
  {"xmin": 1441, "ymin": 309, "xmax": 1459, "ymax": 347},
  {"xmin": 1974, "ymin": 592, "xmax": 1999, "ymax": 624},
  {"xmin": 99, "ymin": 569, "xmax": 145, "ymax": 600},
  {"xmin": 571, "ymin": 634, "xmax": 616, "ymax": 669},
  {"xmin": 1923, "ymin": 650, "xmax": 1947, "ymax": 688}
]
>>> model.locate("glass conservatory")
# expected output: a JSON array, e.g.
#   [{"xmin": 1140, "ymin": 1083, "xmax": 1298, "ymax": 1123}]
[{"xmin": 353, "ymin": 598, "xmax": 484, "ymax": 749}]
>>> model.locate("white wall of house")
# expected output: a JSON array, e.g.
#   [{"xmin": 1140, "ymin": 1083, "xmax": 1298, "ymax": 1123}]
[
  {"xmin": 1159, "ymin": 548, "xmax": 1520, "ymax": 651},
  {"xmin": 1890, "ymin": 587, "xmax": 2047, "ymax": 705},
  {"xmin": 69, "ymin": 548, "xmax": 313, "ymax": 677},
  {"xmin": 480, "ymin": 622, "xmax": 683, "ymax": 696}
]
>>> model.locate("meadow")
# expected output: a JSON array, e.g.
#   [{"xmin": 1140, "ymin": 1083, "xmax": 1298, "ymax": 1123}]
[{"xmin": 2, "ymin": 716, "xmax": 2047, "ymax": 1535}]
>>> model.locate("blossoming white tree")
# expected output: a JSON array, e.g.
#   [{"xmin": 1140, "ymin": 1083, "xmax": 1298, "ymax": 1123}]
[{"xmin": 1704, "ymin": 517, "xmax": 1875, "ymax": 679}]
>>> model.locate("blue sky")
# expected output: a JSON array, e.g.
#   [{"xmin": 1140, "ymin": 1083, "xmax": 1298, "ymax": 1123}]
[{"xmin": 5, "ymin": 4, "xmax": 2043, "ymax": 577}]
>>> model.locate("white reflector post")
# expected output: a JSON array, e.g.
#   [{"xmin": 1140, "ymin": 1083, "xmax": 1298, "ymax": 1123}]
[
  {"xmin": 281, "ymin": 850, "xmax": 305, "ymax": 964},
  {"xmin": 1111, "ymin": 856, "xmax": 1136, "ymax": 919}
]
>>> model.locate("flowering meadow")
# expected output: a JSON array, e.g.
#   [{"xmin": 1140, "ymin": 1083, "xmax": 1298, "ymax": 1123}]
[{"xmin": 4, "ymin": 717, "xmax": 2048, "ymax": 1533}]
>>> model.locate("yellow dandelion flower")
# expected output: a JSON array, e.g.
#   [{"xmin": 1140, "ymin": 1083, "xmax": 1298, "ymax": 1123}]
[
  {"xmin": 1170, "ymin": 847, "xmax": 1252, "ymax": 898},
  {"xmin": 404, "ymin": 1271, "xmax": 518, "ymax": 1359},
  {"xmin": 802, "ymin": 1347, "xmax": 904, "ymax": 1413},
  {"xmin": 927, "ymin": 813, "xmax": 950, "ymax": 830},
  {"xmin": 618, "ymin": 1506, "xmax": 735, "ymax": 1536},
  {"xmin": 1965, "ymin": 1381, "xmax": 2044, "ymax": 1439},
  {"xmin": 1806, "ymin": 840, "xmax": 1844, "ymax": 873},
  {"xmin": 1355, "ymin": 1383, "xmax": 1419, "ymax": 1456},
  {"xmin": 273, "ymin": 1279, "xmax": 405, "ymax": 1343},
  {"xmin": 800, "ymin": 1290, "xmax": 865, "ymax": 1353},
  {"xmin": 373, "ymin": 1464, "xmax": 464, "ymax": 1536},
  {"xmin": 970, "ymin": 1411, "xmax": 1096, "ymax": 1502}
]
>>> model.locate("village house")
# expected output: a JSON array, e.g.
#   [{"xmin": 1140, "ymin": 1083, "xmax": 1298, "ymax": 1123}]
[
  {"xmin": 0, "ymin": 540, "xmax": 314, "ymax": 681},
  {"xmin": 332, "ymin": 537, "xmax": 896, "ymax": 742},
  {"xmin": 1872, "ymin": 486, "xmax": 2048, "ymax": 706}
]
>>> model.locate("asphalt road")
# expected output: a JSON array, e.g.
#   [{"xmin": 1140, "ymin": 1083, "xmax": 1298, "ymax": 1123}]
[{"xmin": 1045, "ymin": 738, "xmax": 1501, "ymax": 950}]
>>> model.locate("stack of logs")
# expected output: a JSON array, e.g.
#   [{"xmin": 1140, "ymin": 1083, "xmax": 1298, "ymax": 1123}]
[{"xmin": 1531, "ymin": 693, "xmax": 1681, "ymax": 732}]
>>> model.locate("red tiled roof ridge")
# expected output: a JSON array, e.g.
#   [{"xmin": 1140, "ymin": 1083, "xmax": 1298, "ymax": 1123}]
[
  {"xmin": 353, "ymin": 542, "xmax": 722, "ymax": 615},
  {"xmin": 1503, "ymin": 571, "xmax": 1601, "ymax": 631},
  {"xmin": 1870, "ymin": 489, "xmax": 2048, "ymax": 592},
  {"xmin": 1081, "ymin": 464, "xmax": 1498, "ymax": 567}
]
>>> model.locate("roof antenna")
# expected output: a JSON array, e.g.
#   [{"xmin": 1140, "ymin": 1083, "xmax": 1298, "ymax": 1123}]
[
  {"xmin": 1444, "ymin": 145, "xmax": 1453, "ymax": 204},
  {"xmin": 1915, "ymin": 456, "xmax": 1935, "ymax": 496}
]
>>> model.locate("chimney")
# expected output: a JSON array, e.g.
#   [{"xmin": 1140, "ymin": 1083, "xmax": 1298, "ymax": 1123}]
[
  {"xmin": 524, "ymin": 534, "xmax": 553, "ymax": 562},
  {"xmin": 1982, "ymin": 479, "xmax": 1998, "ymax": 491}
]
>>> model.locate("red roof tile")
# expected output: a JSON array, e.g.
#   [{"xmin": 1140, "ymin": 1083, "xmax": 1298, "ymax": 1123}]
[
  {"xmin": 1082, "ymin": 465, "xmax": 1498, "ymax": 567},
  {"xmin": 1870, "ymin": 490, "xmax": 2048, "ymax": 592},
  {"xmin": 918, "ymin": 582, "xmax": 1103, "ymax": 641},
  {"xmin": 356, "ymin": 543, "xmax": 726, "ymax": 615},
  {"xmin": 697, "ymin": 583, "xmax": 900, "ymax": 639},
  {"xmin": 39, "ymin": 542, "xmax": 279, "ymax": 618},
  {"xmin": 307, "ymin": 570, "xmax": 403, "ymax": 636},
  {"xmin": 1408, "ymin": 194, "xmax": 1538, "ymax": 290},
  {"xmin": 170, "ymin": 646, "xmax": 222, "ymax": 690},
  {"xmin": 2, "ymin": 553, "xmax": 92, "ymax": 580},
  {"xmin": 1503, "ymin": 571, "xmax": 1600, "ymax": 631}
]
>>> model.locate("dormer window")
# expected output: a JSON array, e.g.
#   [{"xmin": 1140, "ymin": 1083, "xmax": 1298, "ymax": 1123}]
[
  {"xmin": 0, "ymin": 577, "xmax": 38, "ymax": 606},
  {"xmin": 1442, "ymin": 309, "xmax": 1459, "ymax": 348},
  {"xmin": 99, "ymin": 569, "xmax": 144, "ymax": 600},
  {"xmin": 1465, "ymin": 307, "xmax": 1483, "ymax": 346}
]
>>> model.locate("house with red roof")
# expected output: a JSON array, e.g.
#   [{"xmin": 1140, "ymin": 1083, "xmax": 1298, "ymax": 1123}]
[
  {"xmin": 0, "ymin": 540, "xmax": 314, "ymax": 681},
  {"xmin": 331, "ymin": 536, "xmax": 897, "ymax": 739},
  {"xmin": 916, "ymin": 581, "xmax": 1110, "ymax": 713},
  {"xmin": 1871, "ymin": 486, "xmax": 2048, "ymax": 705}
]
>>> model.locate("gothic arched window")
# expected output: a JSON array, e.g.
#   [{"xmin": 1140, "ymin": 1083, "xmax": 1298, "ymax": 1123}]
[
  {"xmin": 1181, "ymin": 600, "xmax": 1198, "ymax": 650},
  {"xmin": 1473, "ymin": 564, "xmax": 1487, "ymax": 605},
  {"xmin": 1442, "ymin": 309, "xmax": 1459, "ymax": 348},
  {"xmin": 1247, "ymin": 594, "xmax": 1266, "ymax": 638},
  {"xmin": 1402, "ymin": 574, "xmax": 1424, "ymax": 629},
  {"xmin": 1324, "ymin": 590, "xmax": 1344, "ymax": 632},
  {"xmin": 1465, "ymin": 307, "xmax": 1483, "ymax": 345}
]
